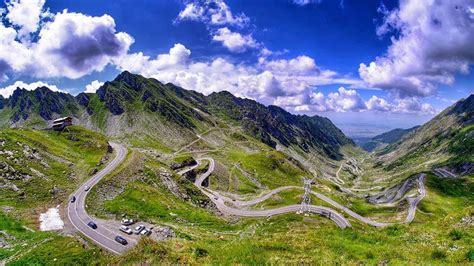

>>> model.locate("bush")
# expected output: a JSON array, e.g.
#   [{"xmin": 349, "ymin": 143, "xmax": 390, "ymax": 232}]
[
  {"xmin": 467, "ymin": 248, "xmax": 474, "ymax": 262},
  {"xmin": 449, "ymin": 229, "xmax": 462, "ymax": 240},
  {"xmin": 195, "ymin": 247, "xmax": 208, "ymax": 257},
  {"xmin": 431, "ymin": 249, "xmax": 447, "ymax": 260}
]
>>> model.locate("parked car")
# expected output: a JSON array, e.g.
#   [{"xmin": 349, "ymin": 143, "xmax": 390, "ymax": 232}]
[
  {"xmin": 140, "ymin": 229, "xmax": 151, "ymax": 236},
  {"xmin": 70, "ymin": 196, "xmax": 76, "ymax": 203},
  {"xmin": 114, "ymin": 236, "xmax": 128, "ymax": 245},
  {"xmin": 120, "ymin": 225, "xmax": 132, "ymax": 235},
  {"xmin": 121, "ymin": 219, "xmax": 135, "ymax": 226},
  {"xmin": 134, "ymin": 225, "xmax": 145, "ymax": 234},
  {"xmin": 87, "ymin": 221, "xmax": 97, "ymax": 229},
  {"xmin": 84, "ymin": 185, "xmax": 90, "ymax": 191}
]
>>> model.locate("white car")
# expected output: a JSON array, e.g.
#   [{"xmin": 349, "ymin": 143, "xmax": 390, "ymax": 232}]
[
  {"xmin": 140, "ymin": 229, "xmax": 151, "ymax": 236},
  {"xmin": 84, "ymin": 185, "xmax": 90, "ymax": 191},
  {"xmin": 134, "ymin": 225, "xmax": 145, "ymax": 234},
  {"xmin": 120, "ymin": 225, "xmax": 132, "ymax": 235},
  {"xmin": 121, "ymin": 219, "xmax": 135, "ymax": 226}
]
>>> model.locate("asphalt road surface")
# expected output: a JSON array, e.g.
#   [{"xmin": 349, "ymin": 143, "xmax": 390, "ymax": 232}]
[
  {"xmin": 184, "ymin": 158, "xmax": 427, "ymax": 228},
  {"xmin": 189, "ymin": 158, "xmax": 351, "ymax": 228},
  {"xmin": 67, "ymin": 142, "xmax": 135, "ymax": 255}
]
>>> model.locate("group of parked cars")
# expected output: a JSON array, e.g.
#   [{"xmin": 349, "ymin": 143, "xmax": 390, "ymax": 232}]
[
  {"xmin": 83, "ymin": 218, "xmax": 152, "ymax": 246},
  {"xmin": 71, "ymin": 184, "xmax": 152, "ymax": 246},
  {"xmin": 120, "ymin": 219, "xmax": 152, "ymax": 236}
]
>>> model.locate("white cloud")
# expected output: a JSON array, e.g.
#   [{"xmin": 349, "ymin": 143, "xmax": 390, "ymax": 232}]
[
  {"xmin": 0, "ymin": 80, "xmax": 61, "ymax": 98},
  {"xmin": 360, "ymin": 0, "xmax": 474, "ymax": 98},
  {"xmin": 116, "ymin": 43, "xmax": 191, "ymax": 76},
  {"xmin": 177, "ymin": 0, "xmax": 249, "ymax": 27},
  {"xmin": 391, "ymin": 97, "xmax": 436, "ymax": 114},
  {"xmin": 292, "ymin": 0, "xmax": 322, "ymax": 6},
  {"xmin": 33, "ymin": 11, "xmax": 134, "ymax": 79},
  {"xmin": 85, "ymin": 80, "xmax": 104, "ymax": 93},
  {"xmin": 276, "ymin": 87, "xmax": 436, "ymax": 115},
  {"xmin": 0, "ymin": 8, "xmax": 133, "ymax": 79},
  {"xmin": 260, "ymin": 55, "xmax": 319, "ymax": 75},
  {"xmin": 5, "ymin": 0, "xmax": 47, "ymax": 40},
  {"xmin": 366, "ymin": 96, "xmax": 391, "ymax": 112},
  {"xmin": 212, "ymin": 27, "xmax": 257, "ymax": 52},
  {"xmin": 177, "ymin": 3, "xmax": 205, "ymax": 21},
  {"xmin": 326, "ymin": 87, "xmax": 367, "ymax": 112}
]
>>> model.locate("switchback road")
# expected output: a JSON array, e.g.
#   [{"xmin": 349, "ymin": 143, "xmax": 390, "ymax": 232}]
[
  {"xmin": 188, "ymin": 158, "xmax": 351, "ymax": 228},
  {"xmin": 182, "ymin": 158, "xmax": 427, "ymax": 228},
  {"xmin": 67, "ymin": 143, "xmax": 136, "ymax": 255}
]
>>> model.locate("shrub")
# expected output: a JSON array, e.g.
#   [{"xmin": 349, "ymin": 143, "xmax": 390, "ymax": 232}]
[
  {"xmin": 449, "ymin": 229, "xmax": 462, "ymax": 240},
  {"xmin": 467, "ymin": 248, "xmax": 474, "ymax": 262},
  {"xmin": 431, "ymin": 249, "xmax": 447, "ymax": 260},
  {"xmin": 195, "ymin": 247, "xmax": 208, "ymax": 257}
]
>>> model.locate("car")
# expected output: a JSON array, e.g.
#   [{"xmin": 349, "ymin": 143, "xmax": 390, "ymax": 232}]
[
  {"xmin": 213, "ymin": 196, "xmax": 218, "ymax": 200},
  {"xmin": 121, "ymin": 219, "xmax": 135, "ymax": 226},
  {"xmin": 120, "ymin": 225, "xmax": 133, "ymax": 235},
  {"xmin": 87, "ymin": 221, "xmax": 97, "ymax": 229},
  {"xmin": 140, "ymin": 229, "xmax": 151, "ymax": 236},
  {"xmin": 114, "ymin": 236, "xmax": 128, "ymax": 245},
  {"xmin": 70, "ymin": 196, "xmax": 76, "ymax": 203},
  {"xmin": 134, "ymin": 225, "xmax": 145, "ymax": 234},
  {"xmin": 84, "ymin": 185, "xmax": 90, "ymax": 191}
]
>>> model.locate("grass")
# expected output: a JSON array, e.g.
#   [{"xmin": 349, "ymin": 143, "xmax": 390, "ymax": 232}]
[
  {"xmin": 87, "ymin": 94, "xmax": 109, "ymax": 132},
  {"xmin": 112, "ymin": 178, "xmax": 473, "ymax": 264},
  {"xmin": 0, "ymin": 126, "xmax": 111, "ymax": 264},
  {"xmin": 225, "ymin": 150, "xmax": 306, "ymax": 189},
  {"xmin": 0, "ymin": 212, "xmax": 107, "ymax": 265},
  {"xmin": 0, "ymin": 126, "xmax": 108, "ymax": 210}
]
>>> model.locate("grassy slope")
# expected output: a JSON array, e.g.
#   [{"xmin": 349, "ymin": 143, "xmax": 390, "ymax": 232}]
[
  {"xmin": 84, "ymin": 129, "xmax": 473, "ymax": 264},
  {"xmin": 0, "ymin": 126, "xmax": 108, "ymax": 210},
  {"xmin": 110, "ymin": 173, "xmax": 473, "ymax": 265},
  {"xmin": 0, "ymin": 126, "xmax": 110, "ymax": 264},
  {"xmin": 1, "ymin": 212, "xmax": 107, "ymax": 265}
]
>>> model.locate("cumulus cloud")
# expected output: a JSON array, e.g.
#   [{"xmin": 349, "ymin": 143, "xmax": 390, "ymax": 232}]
[
  {"xmin": 260, "ymin": 55, "xmax": 319, "ymax": 75},
  {"xmin": 274, "ymin": 86, "xmax": 435, "ymax": 115},
  {"xmin": 359, "ymin": 0, "xmax": 474, "ymax": 98},
  {"xmin": 326, "ymin": 87, "xmax": 367, "ymax": 112},
  {"xmin": 212, "ymin": 27, "xmax": 258, "ymax": 52},
  {"xmin": 0, "ymin": 6, "xmax": 133, "ymax": 79},
  {"xmin": 366, "ymin": 96, "xmax": 391, "ymax": 112},
  {"xmin": 5, "ymin": 0, "xmax": 48, "ymax": 40},
  {"xmin": 177, "ymin": 0, "xmax": 249, "ymax": 27},
  {"xmin": 34, "ymin": 11, "xmax": 134, "ymax": 79},
  {"xmin": 116, "ymin": 43, "xmax": 191, "ymax": 76},
  {"xmin": 85, "ymin": 80, "xmax": 104, "ymax": 93},
  {"xmin": 0, "ymin": 80, "xmax": 61, "ymax": 98}
]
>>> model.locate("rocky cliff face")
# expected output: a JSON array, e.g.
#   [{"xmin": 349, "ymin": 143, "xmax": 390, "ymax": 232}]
[
  {"xmin": 6, "ymin": 87, "xmax": 80, "ymax": 123},
  {"xmin": 206, "ymin": 91, "xmax": 353, "ymax": 159}
]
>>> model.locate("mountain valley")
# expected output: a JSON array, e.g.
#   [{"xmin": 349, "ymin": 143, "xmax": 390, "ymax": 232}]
[{"xmin": 0, "ymin": 73, "xmax": 473, "ymax": 264}]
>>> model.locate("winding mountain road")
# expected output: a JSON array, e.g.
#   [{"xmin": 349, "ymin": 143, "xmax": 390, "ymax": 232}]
[
  {"xmin": 183, "ymin": 158, "xmax": 427, "ymax": 228},
  {"xmin": 188, "ymin": 158, "xmax": 351, "ymax": 228},
  {"xmin": 67, "ymin": 142, "xmax": 426, "ymax": 254},
  {"xmin": 67, "ymin": 142, "xmax": 136, "ymax": 255}
]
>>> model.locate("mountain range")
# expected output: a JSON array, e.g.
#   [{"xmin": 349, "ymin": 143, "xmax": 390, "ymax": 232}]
[{"xmin": 0, "ymin": 71, "xmax": 353, "ymax": 160}]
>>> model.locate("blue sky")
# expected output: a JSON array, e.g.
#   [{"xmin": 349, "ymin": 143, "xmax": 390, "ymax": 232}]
[{"xmin": 0, "ymin": 0, "xmax": 472, "ymax": 137}]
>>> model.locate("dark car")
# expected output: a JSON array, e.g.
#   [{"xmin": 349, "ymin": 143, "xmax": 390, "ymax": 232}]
[
  {"xmin": 70, "ymin": 196, "xmax": 76, "ymax": 203},
  {"xmin": 87, "ymin": 221, "xmax": 97, "ymax": 229},
  {"xmin": 114, "ymin": 236, "xmax": 128, "ymax": 245}
]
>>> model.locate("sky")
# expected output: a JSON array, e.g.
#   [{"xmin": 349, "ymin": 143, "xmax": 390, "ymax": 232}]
[{"xmin": 0, "ymin": 0, "xmax": 473, "ymax": 137}]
